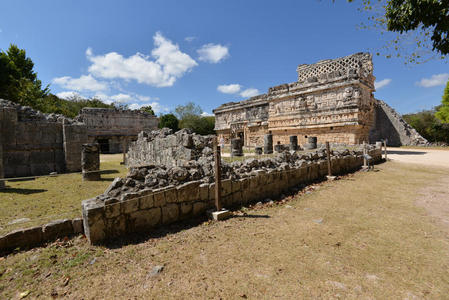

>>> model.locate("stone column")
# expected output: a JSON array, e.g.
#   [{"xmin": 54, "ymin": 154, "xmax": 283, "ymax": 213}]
[
  {"xmin": 231, "ymin": 138, "xmax": 243, "ymax": 157},
  {"xmin": 289, "ymin": 136, "xmax": 298, "ymax": 151},
  {"xmin": 82, "ymin": 143, "xmax": 100, "ymax": 181},
  {"xmin": 263, "ymin": 134, "xmax": 273, "ymax": 154}
]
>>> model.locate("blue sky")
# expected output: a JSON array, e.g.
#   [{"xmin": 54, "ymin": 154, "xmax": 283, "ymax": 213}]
[{"xmin": 0, "ymin": 0, "xmax": 448, "ymax": 115}]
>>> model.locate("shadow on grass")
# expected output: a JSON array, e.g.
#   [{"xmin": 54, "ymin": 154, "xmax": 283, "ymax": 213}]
[
  {"xmin": 0, "ymin": 187, "xmax": 47, "ymax": 194},
  {"xmin": 103, "ymin": 216, "xmax": 208, "ymax": 250},
  {"xmin": 99, "ymin": 170, "xmax": 120, "ymax": 175}
]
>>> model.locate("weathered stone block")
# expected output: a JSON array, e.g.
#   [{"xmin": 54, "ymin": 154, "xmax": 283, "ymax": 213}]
[
  {"xmin": 42, "ymin": 219, "xmax": 73, "ymax": 241},
  {"xmin": 153, "ymin": 190, "xmax": 167, "ymax": 207},
  {"xmin": 140, "ymin": 194, "xmax": 154, "ymax": 209},
  {"xmin": 129, "ymin": 208, "xmax": 161, "ymax": 230},
  {"xmin": 199, "ymin": 183, "xmax": 209, "ymax": 202},
  {"xmin": 177, "ymin": 181, "xmax": 200, "ymax": 202},
  {"xmin": 180, "ymin": 202, "xmax": 193, "ymax": 217},
  {"xmin": 72, "ymin": 218, "xmax": 84, "ymax": 234},
  {"xmin": 5, "ymin": 227, "xmax": 43, "ymax": 250},
  {"xmin": 121, "ymin": 198, "xmax": 139, "ymax": 214},
  {"xmin": 165, "ymin": 186, "xmax": 178, "ymax": 203},
  {"xmin": 162, "ymin": 203, "xmax": 179, "ymax": 224},
  {"xmin": 221, "ymin": 179, "xmax": 232, "ymax": 196},
  {"xmin": 106, "ymin": 215, "xmax": 127, "ymax": 236},
  {"xmin": 193, "ymin": 202, "xmax": 206, "ymax": 216},
  {"xmin": 105, "ymin": 201, "xmax": 121, "ymax": 218}
]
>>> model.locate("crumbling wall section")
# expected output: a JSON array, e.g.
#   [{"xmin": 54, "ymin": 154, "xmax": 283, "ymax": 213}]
[
  {"xmin": 83, "ymin": 145, "xmax": 382, "ymax": 244},
  {"xmin": 369, "ymin": 100, "xmax": 428, "ymax": 146},
  {"xmin": 126, "ymin": 128, "xmax": 215, "ymax": 168},
  {"xmin": 0, "ymin": 99, "xmax": 88, "ymax": 177}
]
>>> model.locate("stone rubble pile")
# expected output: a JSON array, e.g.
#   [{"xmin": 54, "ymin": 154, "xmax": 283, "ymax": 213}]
[{"xmin": 104, "ymin": 129, "xmax": 375, "ymax": 200}]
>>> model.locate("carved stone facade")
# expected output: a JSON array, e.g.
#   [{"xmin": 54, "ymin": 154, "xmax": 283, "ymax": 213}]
[{"xmin": 214, "ymin": 53, "xmax": 378, "ymax": 146}]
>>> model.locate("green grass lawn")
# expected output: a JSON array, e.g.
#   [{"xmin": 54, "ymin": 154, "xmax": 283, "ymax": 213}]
[{"xmin": 0, "ymin": 154, "xmax": 127, "ymax": 236}]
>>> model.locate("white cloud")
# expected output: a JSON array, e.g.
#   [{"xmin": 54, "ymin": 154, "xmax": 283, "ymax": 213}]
[
  {"xmin": 185, "ymin": 36, "xmax": 196, "ymax": 42},
  {"xmin": 201, "ymin": 111, "xmax": 214, "ymax": 117},
  {"xmin": 240, "ymin": 88, "xmax": 259, "ymax": 98},
  {"xmin": 128, "ymin": 101, "xmax": 169, "ymax": 114},
  {"xmin": 217, "ymin": 84, "xmax": 241, "ymax": 94},
  {"xmin": 52, "ymin": 74, "xmax": 108, "ymax": 92},
  {"xmin": 110, "ymin": 93, "xmax": 133, "ymax": 103},
  {"xmin": 374, "ymin": 78, "xmax": 392, "ymax": 90},
  {"xmin": 197, "ymin": 43, "xmax": 229, "ymax": 63},
  {"xmin": 416, "ymin": 73, "xmax": 449, "ymax": 88},
  {"xmin": 56, "ymin": 91, "xmax": 83, "ymax": 99},
  {"xmin": 87, "ymin": 32, "xmax": 197, "ymax": 87}
]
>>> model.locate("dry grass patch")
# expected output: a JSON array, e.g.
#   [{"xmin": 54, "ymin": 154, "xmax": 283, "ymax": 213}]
[
  {"xmin": 1, "ymin": 162, "xmax": 449, "ymax": 299},
  {"xmin": 0, "ymin": 155, "xmax": 127, "ymax": 235}
]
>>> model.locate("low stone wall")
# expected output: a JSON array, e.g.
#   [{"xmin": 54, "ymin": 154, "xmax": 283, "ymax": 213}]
[
  {"xmin": 0, "ymin": 218, "xmax": 84, "ymax": 256},
  {"xmin": 82, "ymin": 148, "xmax": 382, "ymax": 244}
]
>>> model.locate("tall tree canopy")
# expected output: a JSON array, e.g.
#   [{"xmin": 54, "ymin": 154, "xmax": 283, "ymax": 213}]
[
  {"xmin": 435, "ymin": 80, "xmax": 449, "ymax": 123},
  {"xmin": 140, "ymin": 105, "xmax": 155, "ymax": 115},
  {"xmin": 0, "ymin": 44, "xmax": 49, "ymax": 104},
  {"xmin": 159, "ymin": 113, "xmax": 179, "ymax": 131},
  {"xmin": 344, "ymin": 0, "xmax": 449, "ymax": 63},
  {"xmin": 174, "ymin": 102, "xmax": 215, "ymax": 135}
]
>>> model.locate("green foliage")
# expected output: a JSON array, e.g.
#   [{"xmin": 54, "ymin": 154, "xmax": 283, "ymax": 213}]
[
  {"xmin": 159, "ymin": 113, "xmax": 179, "ymax": 131},
  {"xmin": 174, "ymin": 101, "xmax": 202, "ymax": 120},
  {"xmin": 344, "ymin": 0, "xmax": 449, "ymax": 63},
  {"xmin": 140, "ymin": 105, "xmax": 155, "ymax": 115},
  {"xmin": 0, "ymin": 44, "xmax": 49, "ymax": 104},
  {"xmin": 435, "ymin": 80, "xmax": 449, "ymax": 123},
  {"xmin": 33, "ymin": 94, "xmax": 116, "ymax": 118},
  {"xmin": 174, "ymin": 102, "xmax": 215, "ymax": 135},
  {"xmin": 403, "ymin": 107, "xmax": 449, "ymax": 144}
]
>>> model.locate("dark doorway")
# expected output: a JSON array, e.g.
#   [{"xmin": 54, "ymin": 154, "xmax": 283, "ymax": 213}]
[
  {"xmin": 237, "ymin": 132, "xmax": 244, "ymax": 145},
  {"xmin": 97, "ymin": 138, "xmax": 110, "ymax": 153}
]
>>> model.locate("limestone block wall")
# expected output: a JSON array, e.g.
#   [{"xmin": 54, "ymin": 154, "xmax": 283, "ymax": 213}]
[
  {"xmin": 0, "ymin": 100, "xmax": 88, "ymax": 177},
  {"xmin": 82, "ymin": 148, "xmax": 382, "ymax": 244},
  {"xmin": 0, "ymin": 101, "xmax": 65, "ymax": 177},
  {"xmin": 126, "ymin": 129, "xmax": 214, "ymax": 168}
]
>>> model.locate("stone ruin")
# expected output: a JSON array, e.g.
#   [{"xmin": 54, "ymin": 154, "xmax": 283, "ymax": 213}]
[
  {"xmin": 213, "ymin": 52, "xmax": 428, "ymax": 147},
  {"xmin": 0, "ymin": 99, "xmax": 159, "ymax": 178},
  {"xmin": 82, "ymin": 128, "xmax": 383, "ymax": 244}
]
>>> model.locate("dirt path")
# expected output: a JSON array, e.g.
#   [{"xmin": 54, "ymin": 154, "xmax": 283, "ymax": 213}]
[{"xmin": 387, "ymin": 147, "xmax": 449, "ymax": 168}]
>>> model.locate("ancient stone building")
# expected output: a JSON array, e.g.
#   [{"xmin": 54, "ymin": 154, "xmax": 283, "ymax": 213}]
[
  {"xmin": 213, "ymin": 52, "xmax": 426, "ymax": 147},
  {"xmin": 76, "ymin": 108, "xmax": 158, "ymax": 153},
  {"xmin": 0, "ymin": 100, "xmax": 159, "ymax": 178}
]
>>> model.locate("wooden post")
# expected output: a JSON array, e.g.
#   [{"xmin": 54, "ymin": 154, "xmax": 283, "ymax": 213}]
[
  {"xmin": 384, "ymin": 139, "xmax": 388, "ymax": 160},
  {"xmin": 363, "ymin": 141, "xmax": 367, "ymax": 168},
  {"xmin": 326, "ymin": 141, "xmax": 332, "ymax": 176},
  {"xmin": 214, "ymin": 137, "xmax": 222, "ymax": 211}
]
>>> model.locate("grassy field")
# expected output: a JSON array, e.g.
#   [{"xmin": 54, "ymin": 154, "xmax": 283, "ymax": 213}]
[
  {"xmin": 0, "ymin": 154, "xmax": 127, "ymax": 235},
  {"xmin": 1, "ymin": 161, "xmax": 448, "ymax": 299}
]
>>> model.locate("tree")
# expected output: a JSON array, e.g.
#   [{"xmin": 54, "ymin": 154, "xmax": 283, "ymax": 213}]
[
  {"xmin": 435, "ymin": 80, "xmax": 449, "ymax": 123},
  {"xmin": 403, "ymin": 106, "xmax": 449, "ymax": 144},
  {"xmin": 0, "ymin": 44, "xmax": 49, "ymax": 104},
  {"xmin": 344, "ymin": 0, "xmax": 449, "ymax": 63},
  {"xmin": 174, "ymin": 102, "xmax": 203, "ymax": 120},
  {"xmin": 140, "ymin": 105, "xmax": 155, "ymax": 115},
  {"xmin": 159, "ymin": 113, "xmax": 179, "ymax": 131},
  {"xmin": 174, "ymin": 102, "xmax": 215, "ymax": 135}
]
